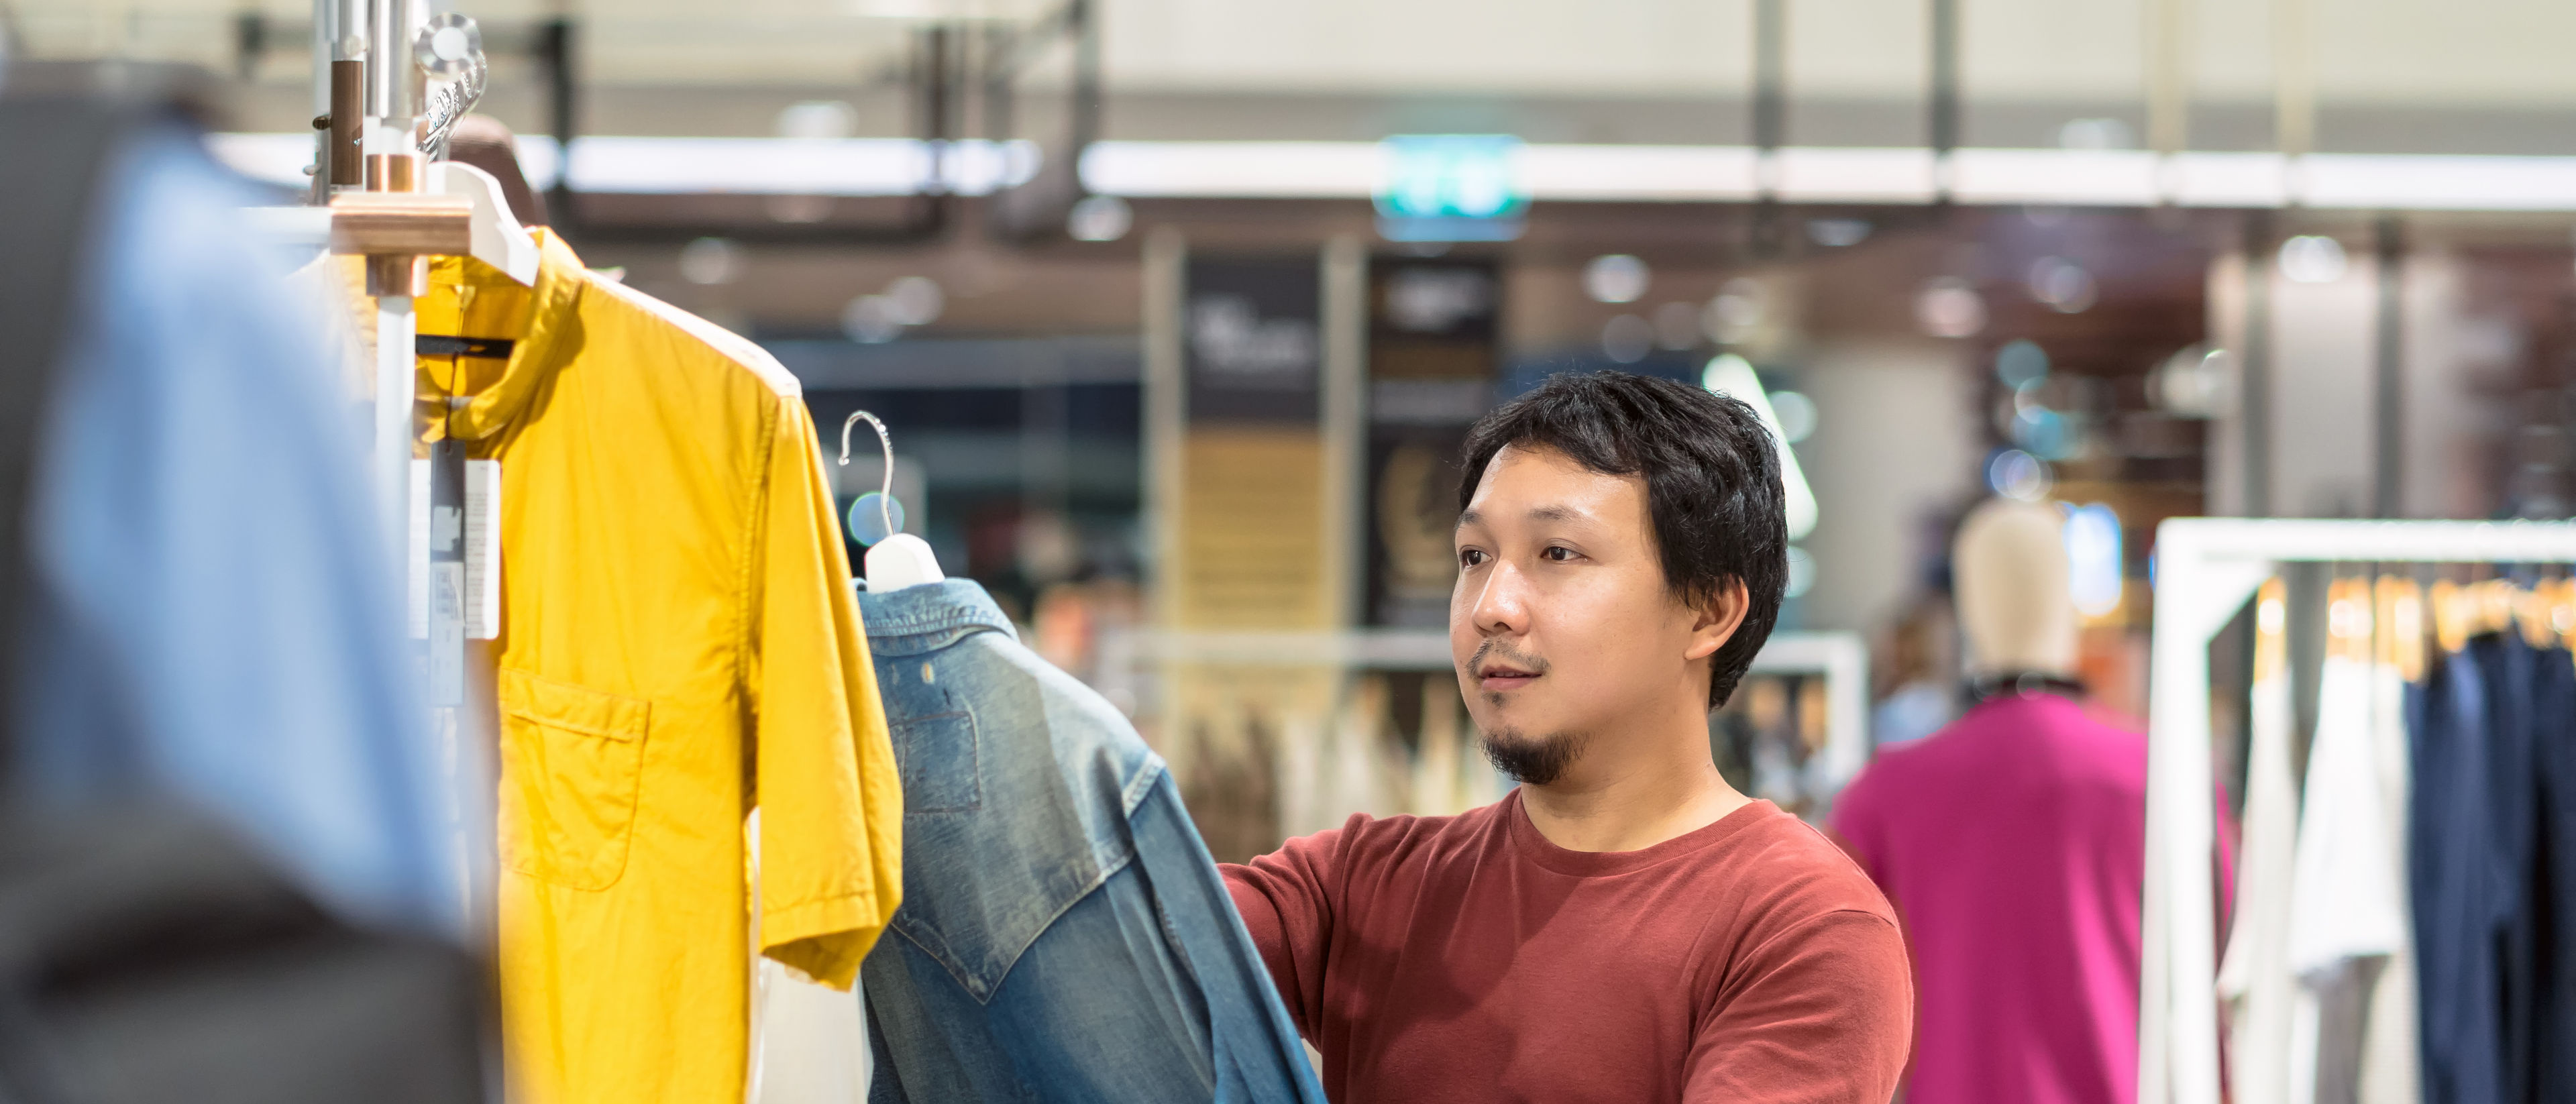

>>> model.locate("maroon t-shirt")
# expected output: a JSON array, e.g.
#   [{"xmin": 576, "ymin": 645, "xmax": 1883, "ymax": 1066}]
[{"xmin": 1222, "ymin": 791, "xmax": 1914, "ymax": 1103}]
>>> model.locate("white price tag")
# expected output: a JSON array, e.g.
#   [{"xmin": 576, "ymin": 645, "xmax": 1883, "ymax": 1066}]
[
  {"xmin": 465, "ymin": 459, "xmax": 500, "ymax": 640},
  {"xmin": 411, "ymin": 457, "xmax": 502, "ymax": 640}
]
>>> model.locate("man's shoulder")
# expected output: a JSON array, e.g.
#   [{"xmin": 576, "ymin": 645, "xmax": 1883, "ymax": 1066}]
[
  {"xmin": 1327, "ymin": 796, "xmax": 1513, "ymax": 863},
  {"xmin": 1690, "ymin": 803, "xmax": 1897, "ymax": 928}
]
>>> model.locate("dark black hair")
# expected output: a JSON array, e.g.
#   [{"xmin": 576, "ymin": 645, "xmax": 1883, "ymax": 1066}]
[{"xmin": 1456, "ymin": 370, "xmax": 1787, "ymax": 708}]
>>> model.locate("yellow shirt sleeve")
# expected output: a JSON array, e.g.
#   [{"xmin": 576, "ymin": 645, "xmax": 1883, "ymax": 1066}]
[{"xmin": 750, "ymin": 397, "xmax": 904, "ymax": 990}]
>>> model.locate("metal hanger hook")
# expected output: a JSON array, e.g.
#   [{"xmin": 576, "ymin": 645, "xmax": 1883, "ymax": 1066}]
[{"xmin": 839, "ymin": 410, "xmax": 897, "ymax": 540}]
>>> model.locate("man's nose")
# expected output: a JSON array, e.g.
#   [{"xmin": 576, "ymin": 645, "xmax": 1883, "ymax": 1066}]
[{"xmin": 1469, "ymin": 559, "xmax": 1533, "ymax": 637}]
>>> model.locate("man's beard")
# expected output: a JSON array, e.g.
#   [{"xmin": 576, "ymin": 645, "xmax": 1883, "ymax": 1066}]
[{"xmin": 1481, "ymin": 726, "xmax": 1590, "ymax": 787}]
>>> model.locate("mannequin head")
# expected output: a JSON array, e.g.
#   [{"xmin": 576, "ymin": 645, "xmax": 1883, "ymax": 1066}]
[{"xmin": 1952, "ymin": 498, "xmax": 2077, "ymax": 677}]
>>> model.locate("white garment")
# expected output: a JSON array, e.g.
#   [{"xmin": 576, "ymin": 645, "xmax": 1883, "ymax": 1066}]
[
  {"xmin": 2284, "ymin": 656, "xmax": 2410, "ymax": 1104},
  {"xmin": 2288, "ymin": 657, "xmax": 2409, "ymax": 977},
  {"xmin": 2219, "ymin": 659, "xmax": 2300, "ymax": 1104},
  {"xmin": 2359, "ymin": 662, "xmax": 2421, "ymax": 1104}
]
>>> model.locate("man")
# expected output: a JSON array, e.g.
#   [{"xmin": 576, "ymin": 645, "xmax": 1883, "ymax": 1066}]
[{"xmin": 1223, "ymin": 371, "xmax": 1913, "ymax": 1103}]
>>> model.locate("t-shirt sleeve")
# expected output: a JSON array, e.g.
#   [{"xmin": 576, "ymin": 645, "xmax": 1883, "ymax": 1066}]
[
  {"xmin": 1684, "ymin": 908, "xmax": 1914, "ymax": 1104},
  {"xmin": 749, "ymin": 398, "xmax": 904, "ymax": 990},
  {"xmin": 1220, "ymin": 818, "xmax": 1359, "ymax": 1038}
]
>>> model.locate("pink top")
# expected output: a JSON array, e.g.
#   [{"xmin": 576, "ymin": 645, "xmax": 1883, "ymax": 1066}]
[{"xmin": 1829, "ymin": 693, "xmax": 2147, "ymax": 1104}]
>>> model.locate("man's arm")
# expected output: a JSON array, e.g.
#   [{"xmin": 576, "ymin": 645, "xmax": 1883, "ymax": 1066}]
[
  {"xmin": 1219, "ymin": 818, "xmax": 1361, "ymax": 1040},
  {"xmin": 1683, "ymin": 909, "xmax": 1914, "ymax": 1104}
]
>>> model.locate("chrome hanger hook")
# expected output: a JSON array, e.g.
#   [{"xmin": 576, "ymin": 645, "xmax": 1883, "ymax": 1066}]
[{"xmin": 839, "ymin": 410, "xmax": 897, "ymax": 540}]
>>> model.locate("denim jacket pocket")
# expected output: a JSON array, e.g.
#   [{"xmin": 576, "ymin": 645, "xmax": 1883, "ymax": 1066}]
[
  {"xmin": 496, "ymin": 668, "xmax": 651, "ymax": 891},
  {"xmin": 894, "ymin": 710, "xmax": 982, "ymax": 814}
]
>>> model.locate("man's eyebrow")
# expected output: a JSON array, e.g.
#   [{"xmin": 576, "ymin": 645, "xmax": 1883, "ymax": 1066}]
[{"xmin": 1457, "ymin": 504, "xmax": 1587, "ymax": 529}]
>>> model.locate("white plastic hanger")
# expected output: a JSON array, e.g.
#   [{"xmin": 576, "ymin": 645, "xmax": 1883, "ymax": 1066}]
[
  {"xmin": 431, "ymin": 160, "xmax": 539, "ymax": 286},
  {"xmin": 840, "ymin": 411, "xmax": 943, "ymax": 591}
]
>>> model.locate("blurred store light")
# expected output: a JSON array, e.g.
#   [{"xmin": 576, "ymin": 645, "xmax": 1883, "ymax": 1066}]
[
  {"xmin": 2011, "ymin": 406, "xmax": 2074, "ymax": 459},
  {"xmin": 1703, "ymin": 354, "xmax": 1819, "ymax": 541},
  {"xmin": 678, "ymin": 237, "xmax": 743, "ymax": 286},
  {"xmin": 884, "ymin": 276, "xmax": 945, "ymax": 326},
  {"xmin": 2149, "ymin": 344, "xmax": 2231, "ymax": 417},
  {"xmin": 1914, "ymin": 277, "xmax": 1987, "ymax": 338},
  {"xmin": 1986, "ymin": 449, "xmax": 2054, "ymax": 502},
  {"xmin": 1994, "ymin": 339, "xmax": 2049, "ymax": 388},
  {"xmin": 840, "ymin": 295, "xmax": 904, "ymax": 344},
  {"xmin": 2278, "ymin": 235, "xmax": 2349, "ymax": 284},
  {"xmin": 1065, "ymin": 194, "xmax": 1132, "ymax": 242},
  {"xmin": 847, "ymin": 492, "xmax": 906, "ymax": 547},
  {"xmin": 1805, "ymin": 218, "xmax": 1872, "ymax": 247},
  {"xmin": 2055, "ymin": 118, "xmax": 2136, "ymax": 152},
  {"xmin": 1769, "ymin": 390, "xmax": 1818, "ymax": 445},
  {"xmin": 2063, "ymin": 503, "xmax": 2124, "ymax": 617},
  {"xmin": 2025, "ymin": 257, "xmax": 2097, "ymax": 313},
  {"xmin": 1601, "ymin": 315, "xmax": 1654, "ymax": 364},
  {"xmin": 205, "ymin": 133, "xmax": 2576, "ymax": 211},
  {"xmin": 1375, "ymin": 134, "xmax": 1528, "ymax": 241},
  {"xmin": 1583, "ymin": 254, "xmax": 1650, "ymax": 304},
  {"xmin": 1703, "ymin": 278, "xmax": 1766, "ymax": 345},
  {"xmin": 775, "ymin": 100, "xmax": 859, "ymax": 141}
]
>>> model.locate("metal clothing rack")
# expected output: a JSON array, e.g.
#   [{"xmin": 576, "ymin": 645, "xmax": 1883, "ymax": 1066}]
[{"xmin": 2139, "ymin": 517, "xmax": 2576, "ymax": 1104}]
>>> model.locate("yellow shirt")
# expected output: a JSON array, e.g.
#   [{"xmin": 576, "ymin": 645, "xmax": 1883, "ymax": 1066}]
[{"xmin": 415, "ymin": 231, "xmax": 901, "ymax": 1103}]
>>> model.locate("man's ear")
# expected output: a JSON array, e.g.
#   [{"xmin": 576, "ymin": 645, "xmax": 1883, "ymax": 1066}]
[{"xmin": 1684, "ymin": 578, "xmax": 1750, "ymax": 663}]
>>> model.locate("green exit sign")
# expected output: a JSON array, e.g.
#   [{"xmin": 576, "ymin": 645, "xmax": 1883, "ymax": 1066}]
[{"xmin": 1375, "ymin": 134, "xmax": 1527, "ymax": 241}]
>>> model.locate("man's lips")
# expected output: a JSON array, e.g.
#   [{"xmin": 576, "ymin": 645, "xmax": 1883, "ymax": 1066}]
[{"xmin": 1477, "ymin": 665, "xmax": 1541, "ymax": 690}]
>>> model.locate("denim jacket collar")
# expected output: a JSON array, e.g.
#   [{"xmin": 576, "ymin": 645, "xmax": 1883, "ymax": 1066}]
[{"xmin": 854, "ymin": 577, "xmax": 1019, "ymax": 656}]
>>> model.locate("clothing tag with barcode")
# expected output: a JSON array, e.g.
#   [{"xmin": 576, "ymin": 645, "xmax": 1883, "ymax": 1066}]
[
  {"xmin": 410, "ymin": 457, "xmax": 501, "ymax": 641},
  {"xmin": 463, "ymin": 459, "xmax": 499, "ymax": 639}
]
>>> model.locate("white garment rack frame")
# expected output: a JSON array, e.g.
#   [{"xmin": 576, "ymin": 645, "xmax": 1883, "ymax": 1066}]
[
  {"xmin": 2141, "ymin": 518, "xmax": 2576, "ymax": 1104},
  {"xmin": 1095, "ymin": 628, "xmax": 1870, "ymax": 797}
]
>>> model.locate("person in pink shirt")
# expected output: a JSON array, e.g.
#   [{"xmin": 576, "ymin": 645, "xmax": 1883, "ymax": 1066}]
[{"xmin": 1829, "ymin": 500, "xmax": 2147, "ymax": 1104}]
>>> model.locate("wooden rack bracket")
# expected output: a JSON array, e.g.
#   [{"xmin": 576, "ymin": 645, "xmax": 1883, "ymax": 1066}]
[{"xmin": 327, "ymin": 192, "xmax": 474, "ymax": 256}]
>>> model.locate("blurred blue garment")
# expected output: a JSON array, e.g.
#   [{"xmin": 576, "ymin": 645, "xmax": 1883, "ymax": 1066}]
[
  {"xmin": 856, "ymin": 578, "xmax": 1325, "ymax": 1104},
  {"xmin": 2410, "ymin": 640, "xmax": 2506, "ymax": 1104},
  {"xmin": 7, "ymin": 124, "xmax": 460, "ymax": 934},
  {"xmin": 1870, "ymin": 679, "xmax": 1955, "ymax": 749}
]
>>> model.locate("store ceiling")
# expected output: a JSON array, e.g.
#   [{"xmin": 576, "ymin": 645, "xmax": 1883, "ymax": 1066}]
[{"xmin": 13, "ymin": 0, "xmax": 2576, "ymax": 107}]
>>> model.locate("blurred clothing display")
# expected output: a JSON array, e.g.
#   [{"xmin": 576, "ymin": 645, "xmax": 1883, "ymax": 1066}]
[
  {"xmin": 2220, "ymin": 597, "xmax": 2306, "ymax": 1104},
  {"xmin": 0, "ymin": 87, "xmax": 488, "ymax": 1104},
  {"xmin": 9, "ymin": 117, "xmax": 460, "ymax": 932},
  {"xmin": 1227, "ymin": 794, "xmax": 1912, "ymax": 1104},
  {"xmin": 413, "ymin": 232, "xmax": 901, "ymax": 1104},
  {"xmin": 2284, "ymin": 656, "xmax": 2409, "ymax": 1104},
  {"xmin": 1831, "ymin": 692, "xmax": 2147, "ymax": 1104},
  {"xmin": 2408, "ymin": 629, "xmax": 2575, "ymax": 1104},
  {"xmin": 854, "ymin": 579, "xmax": 1324, "ymax": 1104},
  {"xmin": 2362, "ymin": 659, "xmax": 2424, "ymax": 1104}
]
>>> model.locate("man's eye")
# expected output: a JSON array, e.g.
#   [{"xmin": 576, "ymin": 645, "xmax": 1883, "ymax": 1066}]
[
  {"xmin": 1459, "ymin": 548, "xmax": 1488, "ymax": 567},
  {"xmin": 1543, "ymin": 546, "xmax": 1578, "ymax": 562}
]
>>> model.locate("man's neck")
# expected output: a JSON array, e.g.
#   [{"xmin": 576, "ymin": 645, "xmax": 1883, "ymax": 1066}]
[{"xmin": 1517, "ymin": 704, "xmax": 1752, "ymax": 854}]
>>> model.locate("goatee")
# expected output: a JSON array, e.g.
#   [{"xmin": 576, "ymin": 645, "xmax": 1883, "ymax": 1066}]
[{"xmin": 1481, "ymin": 726, "xmax": 1588, "ymax": 786}]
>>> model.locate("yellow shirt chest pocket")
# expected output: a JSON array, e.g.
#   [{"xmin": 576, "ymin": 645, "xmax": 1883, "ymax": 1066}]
[{"xmin": 498, "ymin": 668, "xmax": 652, "ymax": 891}]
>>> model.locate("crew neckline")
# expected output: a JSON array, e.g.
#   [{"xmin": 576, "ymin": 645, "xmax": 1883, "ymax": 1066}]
[{"xmin": 1505, "ymin": 788, "xmax": 1779, "ymax": 877}]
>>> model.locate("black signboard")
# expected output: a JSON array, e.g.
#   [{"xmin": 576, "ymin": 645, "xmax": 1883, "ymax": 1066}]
[
  {"xmin": 1366, "ymin": 258, "xmax": 1500, "ymax": 627},
  {"xmin": 1185, "ymin": 256, "xmax": 1322, "ymax": 425}
]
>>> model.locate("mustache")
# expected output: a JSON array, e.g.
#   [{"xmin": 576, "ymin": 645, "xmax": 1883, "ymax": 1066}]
[{"xmin": 1468, "ymin": 639, "xmax": 1551, "ymax": 676}]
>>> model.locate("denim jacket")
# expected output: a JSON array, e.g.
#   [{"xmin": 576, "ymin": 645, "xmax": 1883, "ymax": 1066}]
[{"xmin": 857, "ymin": 579, "xmax": 1323, "ymax": 1104}]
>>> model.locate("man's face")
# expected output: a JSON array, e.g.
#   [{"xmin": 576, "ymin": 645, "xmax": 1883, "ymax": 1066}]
[{"xmin": 1450, "ymin": 443, "xmax": 1724, "ymax": 785}]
